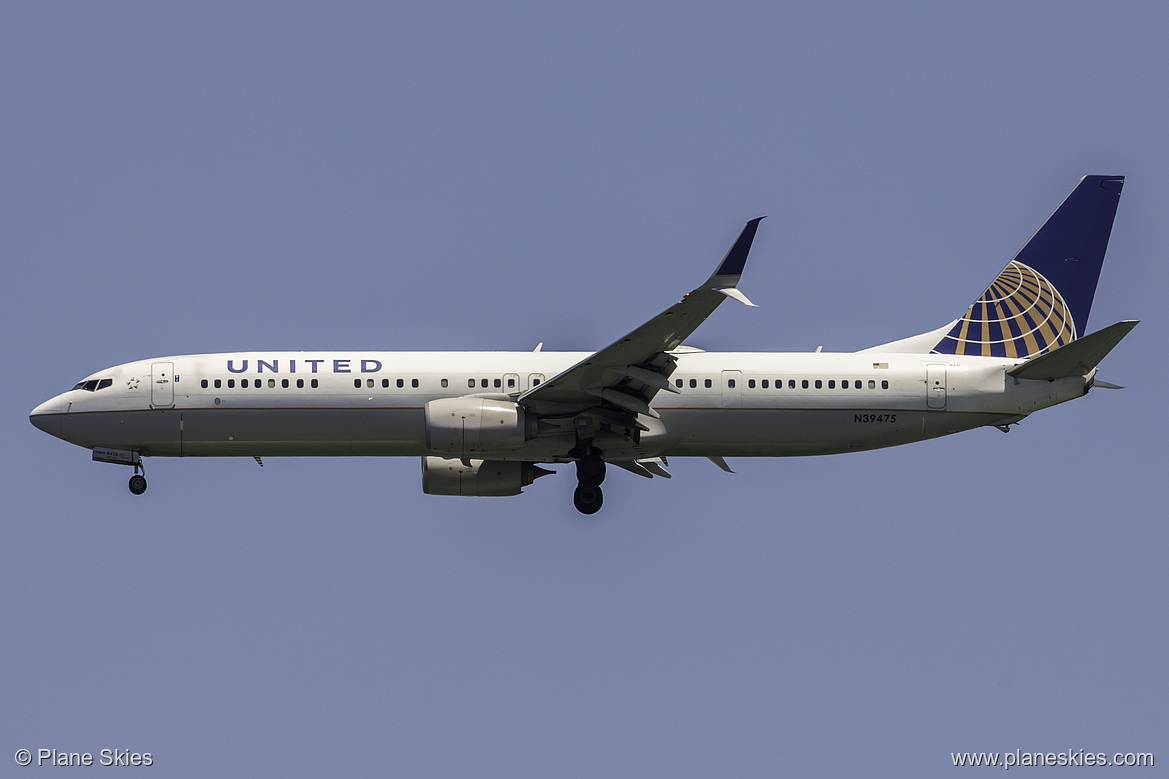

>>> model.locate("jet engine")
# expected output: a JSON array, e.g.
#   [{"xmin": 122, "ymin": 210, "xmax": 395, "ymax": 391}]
[
  {"xmin": 424, "ymin": 397, "xmax": 536, "ymax": 456},
  {"xmin": 421, "ymin": 457, "xmax": 552, "ymax": 497}
]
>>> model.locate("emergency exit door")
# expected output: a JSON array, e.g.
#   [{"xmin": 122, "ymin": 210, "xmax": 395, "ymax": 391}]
[{"xmin": 721, "ymin": 370, "xmax": 742, "ymax": 407}]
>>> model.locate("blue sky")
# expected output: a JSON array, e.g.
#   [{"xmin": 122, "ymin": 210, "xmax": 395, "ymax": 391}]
[{"xmin": 3, "ymin": 3, "xmax": 1167, "ymax": 776}]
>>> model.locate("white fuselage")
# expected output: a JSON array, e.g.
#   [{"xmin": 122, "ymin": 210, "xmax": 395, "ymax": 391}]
[{"xmin": 29, "ymin": 349, "xmax": 1087, "ymax": 462}]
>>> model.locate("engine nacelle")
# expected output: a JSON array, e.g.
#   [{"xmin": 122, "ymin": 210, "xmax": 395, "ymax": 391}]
[
  {"xmin": 421, "ymin": 457, "xmax": 550, "ymax": 497},
  {"xmin": 424, "ymin": 397, "xmax": 534, "ymax": 456}
]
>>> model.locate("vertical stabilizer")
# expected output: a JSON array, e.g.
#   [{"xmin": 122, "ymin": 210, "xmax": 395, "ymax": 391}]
[{"xmin": 931, "ymin": 175, "xmax": 1124, "ymax": 358}]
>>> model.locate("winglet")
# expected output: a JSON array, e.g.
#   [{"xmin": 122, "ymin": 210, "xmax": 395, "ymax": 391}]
[{"xmin": 708, "ymin": 217, "xmax": 765, "ymax": 282}]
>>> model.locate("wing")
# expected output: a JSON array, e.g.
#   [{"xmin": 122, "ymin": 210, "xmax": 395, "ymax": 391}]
[{"xmin": 518, "ymin": 218, "xmax": 764, "ymax": 425}]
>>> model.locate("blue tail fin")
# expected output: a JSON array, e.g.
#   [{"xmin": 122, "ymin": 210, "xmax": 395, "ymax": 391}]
[{"xmin": 932, "ymin": 175, "xmax": 1124, "ymax": 358}]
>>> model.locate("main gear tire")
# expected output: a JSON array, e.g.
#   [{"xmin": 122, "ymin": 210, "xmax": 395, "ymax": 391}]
[{"xmin": 573, "ymin": 485, "xmax": 603, "ymax": 515}]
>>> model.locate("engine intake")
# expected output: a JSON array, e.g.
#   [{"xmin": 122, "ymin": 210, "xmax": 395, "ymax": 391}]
[
  {"xmin": 421, "ymin": 457, "xmax": 552, "ymax": 497},
  {"xmin": 425, "ymin": 397, "xmax": 535, "ymax": 456}
]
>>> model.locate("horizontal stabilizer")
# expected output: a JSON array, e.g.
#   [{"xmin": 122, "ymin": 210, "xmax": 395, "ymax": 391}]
[{"xmin": 1007, "ymin": 320, "xmax": 1138, "ymax": 380}]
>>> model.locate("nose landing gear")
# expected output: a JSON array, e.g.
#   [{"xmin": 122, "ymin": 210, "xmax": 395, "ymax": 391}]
[
  {"xmin": 92, "ymin": 447, "xmax": 148, "ymax": 496},
  {"xmin": 127, "ymin": 458, "xmax": 147, "ymax": 495}
]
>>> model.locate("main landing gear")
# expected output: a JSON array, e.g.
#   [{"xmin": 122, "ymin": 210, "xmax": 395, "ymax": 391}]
[{"xmin": 573, "ymin": 453, "xmax": 606, "ymax": 515}]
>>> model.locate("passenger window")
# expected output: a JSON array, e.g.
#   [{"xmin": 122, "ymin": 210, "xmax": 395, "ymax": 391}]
[
  {"xmin": 493, "ymin": 378, "xmax": 501, "ymax": 389},
  {"xmin": 727, "ymin": 378, "xmax": 736, "ymax": 388},
  {"xmin": 704, "ymin": 378, "xmax": 712, "ymax": 388},
  {"xmin": 282, "ymin": 379, "xmax": 289, "ymax": 388},
  {"xmin": 828, "ymin": 380, "xmax": 836, "ymax": 389},
  {"xmin": 412, "ymin": 379, "xmax": 419, "ymax": 388},
  {"xmin": 242, "ymin": 379, "xmax": 249, "ymax": 388},
  {"xmin": 789, "ymin": 379, "xmax": 796, "ymax": 389},
  {"xmin": 441, "ymin": 378, "xmax": 449, "ymax": 388},
  {"xmin": 228, "ymin": 379, "xmax": 235, "ymax": 388},
  {"xmin": 367, "ymin": 378, "xmax": 374, "ymax": 388},
  {"xmin": 762, "ymin": 379, "xmax": 769, "ymax": 389},
  {"xmin": 256, "ymin": 380, "xmax": 263, "ymax": 390},
  {"xmin": 675, "ymin": 379, "xmax": 683, "ymax": 388},
  {"xmin": 748, "ymin": 379, "xmax": 755, "ymax": 388},
  {"xmin": 842, "ymin": 380, "xmax": 849, "ymax": 389},
  {"xmin": 689, "ymin": 379, "xmax": 696, "ymax": 388},
  {"xmin": 856, "ymin": 379, "xmax": 862, "ymax": 389},
  {"xmin": 468, "ymin": 378, "xmax": 475, "ymax": 388},
  {"xmin": 215, "ymin": 379, "xmax": 222, "ymax": 389},
  {"xmin": 311, "ymin": 379, "xmax": 318, "ymax": 388},
  {"xmin": 868, "ymin": 380, "xmax": 876, "ymax": 389},
  {"xmin": 507, "ymin": 377, "xmax": 515, "ymax": 389},
  {"xmin": 268, "ymin": 379, "xmax": 276, "ymax": 388},
  {"xmin": 481, "ymin": 379, "xmax": 488, "ymax": 388},
  {"xmin": 201, "ymin": 379, "xmax": 208, "ymax": 389},
  {"xmin": 382, "ymin": 379, "xmax": 390, "ymax": 388},
  {"xmin": 354, "ymin": 379, "xmax": 361, "ymax": 388},
  {"xmin": 882, "ymin": 380, "xmax": 889, "ymax": 389},
  {"xmin": 397, "ymin": 379, "xmax": 404, "ymax": 388},
  {"xmin": 815, "ymin": 379, "xmax": 823, "ymax": 389},
  {"xmin": 297, "ymin": 379, "xmax": 304, "ymax": 389},
  {"xmin": 801, "ymin": 379, "xmax": 809, "ymax": 389}
]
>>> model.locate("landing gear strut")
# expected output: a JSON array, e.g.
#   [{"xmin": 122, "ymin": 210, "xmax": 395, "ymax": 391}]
[
  {"xmin": 573, "ymin": 452, "xmax": 606, "ymax": 515},
  {"xmin": 128, "ymin": 460, "xmax": 147, "ymax": 495}
]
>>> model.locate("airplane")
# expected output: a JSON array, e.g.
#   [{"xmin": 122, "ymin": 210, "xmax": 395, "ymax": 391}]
[{"xmin": 30, "ymin": 176, "xmax": 1136, "ymax": 514}]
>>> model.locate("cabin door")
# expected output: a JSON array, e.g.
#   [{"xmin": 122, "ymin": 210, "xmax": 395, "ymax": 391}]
[
  {"xmin": 926, "ymin": 364, "xmax": 947, "ymax": 410},
  {"xmin": 152, "ymin": 362, "xmax": 175, "ymax": 408}
]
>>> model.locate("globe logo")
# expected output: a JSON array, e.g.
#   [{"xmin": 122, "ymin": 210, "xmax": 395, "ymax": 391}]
[{"xmin": 934, "ymin": 261, "xmax": 1076, "ymax": 358}]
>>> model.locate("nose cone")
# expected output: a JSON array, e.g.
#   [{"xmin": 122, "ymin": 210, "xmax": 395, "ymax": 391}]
[{"xmin": 30, "ymin": 396, "xmax": 64, "ymax": 438}]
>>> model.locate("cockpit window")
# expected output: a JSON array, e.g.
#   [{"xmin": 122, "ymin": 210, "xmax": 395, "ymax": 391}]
[{"xmin": 71, "ymin": 378, "xmax": 112, "ymax": 392}]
